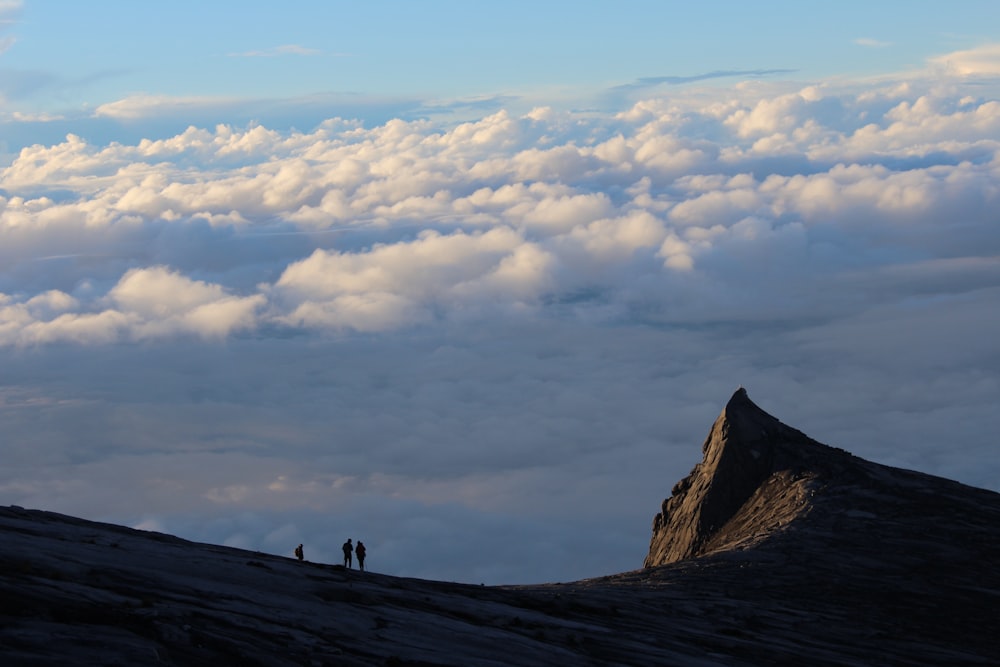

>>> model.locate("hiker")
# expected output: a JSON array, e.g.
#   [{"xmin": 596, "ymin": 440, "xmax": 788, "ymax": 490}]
[
  {"xmin": 342, "ymin": 538, "xmax": 353, "ymax": 568},
  {"xmin": 294, "ymin": 544, "xmax": 304, "ymax": 561},
  {"xmin": 355, "ymin": 541, "xmax": 367, "ymax": 571}
]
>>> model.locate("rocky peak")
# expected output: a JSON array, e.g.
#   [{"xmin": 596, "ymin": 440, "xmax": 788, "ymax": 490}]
[{"xmin": 644, "ymin": 388, "xmax": 857, "ymax": 567}]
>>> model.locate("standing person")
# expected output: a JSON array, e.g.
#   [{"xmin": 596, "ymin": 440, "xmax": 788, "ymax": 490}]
[
  {"xmin": 355, "ymin": 541, "xmax": 367, "ymax": 571},
  {"xmin": 294, "ymin": 544, "xmax": 304, "ymax": 562},
  {"xmin": 342, "ymin": 538, "xmax": 353, "ymax": 568}
]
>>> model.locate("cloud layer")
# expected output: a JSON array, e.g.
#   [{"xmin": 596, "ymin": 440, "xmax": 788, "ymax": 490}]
[
  {"xmin": 4, "ymin": 76, "xmax": 998, "ymax": 343},
  {"xmin": 2, "ymin": 48, "xmax": 1000, "ymax": 583}
]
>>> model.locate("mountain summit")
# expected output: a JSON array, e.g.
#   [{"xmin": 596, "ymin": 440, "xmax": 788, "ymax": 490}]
[
  {"xmin": 3, "ymin": 389, "xmax": 999, "ymax": 665},
  {"xmin": 646, "ymin": 387, "xmax": 856, "ymax": 566},
  {"xmin": 647, "ymin": 388, "xmax": 1000, "ymax": 574}
]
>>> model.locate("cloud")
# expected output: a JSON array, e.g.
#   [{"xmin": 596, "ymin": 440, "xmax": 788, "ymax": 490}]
[
  {"xmin": 854, "ymin": 38, "xmax": 891, "ymax": 48},
  {"xmin": 228, "ymin": 44, "xmax": 324, "ymax": 58},
  {"xmin": 2, "ymin": 46, "xmax": 1000, "ymax": 583},
  {"xmin": 722, "ymin": 87, "xmax": 827, "ymax": 138},
  {"xmin": 0, "ymin": 266, "xmax": 264, "ymax": 344},
  {"xmin": 415, "ymin": 94, "xmax": 521, "ymax": 117},
  {"xmin": 8, "ymin": 110, "xmax": 65, "ymax": 122},
  {"xmin": 613, "ymin": 69, "xmax": 798, "ymax": 93},
  {"xmin": 271, "ymin": 228, "xmax": 555, "ymax": 331},
  {"xmin": 929, "ymin": 44, "xmax": 1000, "ymax": 77},
  {"xmin": 3, "ymin": 60, "xmax": 1000, "ymax": 339},
  {"xmin": 0, "ymin": 0, "xmax": 20, "ymax": 55},
  {"xmin": 9, "ymin": 91, "xmax": 446, "ymax": 152},
  {"xmin": 601, "ymin": 69, "xmax": 798, "ymax": 112},
  {"xmin": 109, "ymin": 266, "xmax": 263, "ymax": 335},
  {"xmin": 93, "ymin": 94, "xmax": 243, "ymax": 120}
]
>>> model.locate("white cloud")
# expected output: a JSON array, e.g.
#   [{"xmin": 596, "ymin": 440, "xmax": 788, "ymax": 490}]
[
  {"xmin": 723, "ymin": 87, "xmax": 821, "ymax": 138},
  {"xmin": 25, "ymin": 289, "xmax": 78, "ymax": 317},
  {"xmin": 2, "ymin": 49, "xmax": 1000, "ymax": 584},
  {"xmin": 1, "ymin": 133, "xmax": 123, "ymax": 188},
  {"xmin": 0, "ymin": 266, "xmax": 263, "ymax": 344},
  {"xmin": 271, "ymin": 228, "xmax": 554, "ymax": 331},
  {"xmin": 109, "ymin": 266, "xmax": 230, "ymax": 318},
  {"xmin": 519, "ymin": 191, "xmax": 615, "ymax": 233},
  {"xmin": 929, "ymin": 44, "xmax": 1000, "ymax": 77},
  {"xmin": 0, "ymin": 0, "xmax": 19, "ymax": 55},
  {"xmin": 3, "ymin": 63, "xmax": 1000, "ymax": 330},
  {"xmin": 657, "ymin": 232, "xmax": 696, "ymax": 271},
  {"xmin": 94, "ymin": 95, "xmax": 241, "ymax": 120},
  {"xmin": 228, "ymin": 44, "xmax": 322, "ymax": 57},
  {"xmin": 9, "ymin": 111, "xmax": 64, "ymax": 122},
  {"xmin": 854, "ymin": 38, "xmax": 891, "ymax": 48},
  {"xmin": 668, "ymin": 184, "xmax": 761, "ymax": 227},
  {"xmin": 280, "ymin": 292, "xmax": 426, "ymax": 332},
  {"xmin": 567, "ymin": 210, "xmax": 666, "ymax": 262},
  {"xmin": 111, "ymin": 266, "xmax": 264, "ymax": 339}
]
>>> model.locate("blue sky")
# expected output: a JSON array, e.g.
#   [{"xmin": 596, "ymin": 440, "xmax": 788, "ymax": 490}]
[
  {"xmin": 5, "ymin": 1, "xmax": 1000, "ymax": 136},
  {"xmin": 1, "ymin": 1, "xmax": 999, "ymax": 585}
]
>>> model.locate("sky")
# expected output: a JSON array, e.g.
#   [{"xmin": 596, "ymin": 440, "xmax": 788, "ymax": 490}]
[{"xmin": 1, "ymin": 1, "xmax": 999, "ymax": 585}]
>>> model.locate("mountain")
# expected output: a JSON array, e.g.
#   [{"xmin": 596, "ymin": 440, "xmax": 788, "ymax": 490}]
[
  {"xmin": 646, "ymin": 386, "xmax": 989, "ymax": 566},
  {"xmin": 3, "ymin": 389, "xmax": 999, "ymax": 665}
]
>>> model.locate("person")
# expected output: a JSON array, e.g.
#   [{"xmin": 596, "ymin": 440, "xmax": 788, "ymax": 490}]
[
  {"xmin": 355, "ymin": 541, "xmax": 367, "ymax": 571},
  {"xmin": 342, "ymin": 538, "xmax": 353, "ymax": 568},
  {"xmin": 294, "ymin": 544, "xmax": 304, "ymax": 562}
]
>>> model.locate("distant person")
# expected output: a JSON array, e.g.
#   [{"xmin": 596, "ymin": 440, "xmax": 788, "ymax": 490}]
[
  {"xmin": 355, "ymin": 541, "xmax": 367, "ymax": 571},
  {"xmin": 342, "ymin": 538, "xmax": 353, "ymax": 568},
  {"xmin": 294, "ymin": 544, "xmax": 304, "ymax": 562}
]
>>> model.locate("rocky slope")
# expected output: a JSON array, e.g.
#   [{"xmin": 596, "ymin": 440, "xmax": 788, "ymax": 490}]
[
  {"xmin": 3, "ymin": 389, "xmax": 999, "ymax": 666},
  {"xmin": 648, "ymin": 387, "xmax": 889, "ymax": 566}
]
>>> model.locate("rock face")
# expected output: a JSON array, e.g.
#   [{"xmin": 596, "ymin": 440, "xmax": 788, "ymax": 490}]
[
  {"xmin": 646, "ymin": 387, "xmax": 858, "ymax": 566},
  {"xmin": 3, "ymin": 388, "xmax": 1000, "ymax": 666}
]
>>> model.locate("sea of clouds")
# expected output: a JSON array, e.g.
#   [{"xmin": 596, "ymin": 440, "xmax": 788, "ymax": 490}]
[{"xmin": 2, "ymin": 50, "xmax": 999, "ymax": 583}]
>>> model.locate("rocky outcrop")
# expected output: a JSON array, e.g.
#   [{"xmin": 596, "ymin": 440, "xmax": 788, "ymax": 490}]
[
  {"xmin": 645, "ymin": 387, "xmax": 995, "ymax": 567},
  {"xmin": 645, "ymin": 387, "xmax": 855, "ymax": 566}
]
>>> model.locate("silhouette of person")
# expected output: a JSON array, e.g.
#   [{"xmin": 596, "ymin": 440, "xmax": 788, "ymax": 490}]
[
  {"xmin": 342, "ymin": 538, "xmax": 353, "ymax": 568},
  {"xmin": 294, "ymin": 544, "xmax": 304, "ymax": 562},
  {"xmin": 355, "ymin": 541, "xmax": 367, "ymax": 571}
]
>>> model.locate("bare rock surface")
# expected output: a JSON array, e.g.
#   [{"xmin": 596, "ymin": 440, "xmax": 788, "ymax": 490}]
[{"xmin": 3, "ymin": 388, "xmax": 1000, "ymax": 665}]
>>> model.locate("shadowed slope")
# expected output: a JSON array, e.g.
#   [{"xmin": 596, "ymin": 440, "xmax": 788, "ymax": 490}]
[{"xmin": 3, "ymin": 389, "xmax": 1000, "ymax": 665}]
